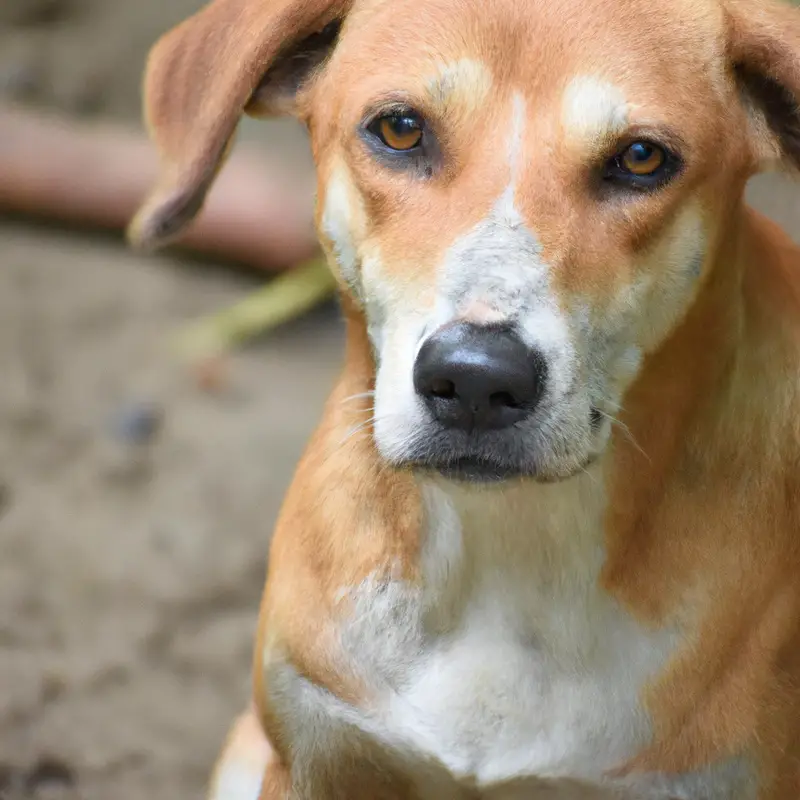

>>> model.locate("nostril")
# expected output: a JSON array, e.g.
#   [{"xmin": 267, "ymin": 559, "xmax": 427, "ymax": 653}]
[
  {"xmin": 429, "ymin": 378, "xmax": 456, "ymax": 399},
  {"xmin": 489, "ymin": 391, "xmax": 519, "ymax": 409}
]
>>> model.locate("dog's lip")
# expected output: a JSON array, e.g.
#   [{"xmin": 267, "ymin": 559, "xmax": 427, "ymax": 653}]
[
  {"xmin": 405, "ymin": 455, "xmax": 528, "ymax": 484},
  {"xmin": 427, "ymin": 456, "xmax": 521, "ymax": 483},
  {"xmin": 401, "ymin": 452, "xmax": 599, "ymax": 485}
]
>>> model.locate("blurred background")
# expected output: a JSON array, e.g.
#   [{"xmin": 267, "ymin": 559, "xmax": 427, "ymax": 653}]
[
  {"xmin": 0, "ymin": 1, "xmax": 797, "ymax": 799},
  {"xmin": 0, "ymin": 2, "xmax": 339, "ymax": 799}
]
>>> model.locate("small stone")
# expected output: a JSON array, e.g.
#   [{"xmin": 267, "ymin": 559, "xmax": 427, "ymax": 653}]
[{"xmin": 111, "ymin": 402, "xmax": 163, "ymax": 445}]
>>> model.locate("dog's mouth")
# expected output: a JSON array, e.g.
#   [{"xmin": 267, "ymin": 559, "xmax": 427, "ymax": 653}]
[
  {"xmin": 396, "ymin": 406, "xmax": 607, "ymax": 485},
  {"xmin": 408, "ymin": 453, "xmax": 598, "ymax": 485},
  {"xmin": 415, "ymin": 455, "xmax": 524, "ymax": 484}
]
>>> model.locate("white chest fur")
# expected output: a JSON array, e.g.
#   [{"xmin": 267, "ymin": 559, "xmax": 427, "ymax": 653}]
[{"xmin": 339, "ymin": 467, "xmax": 754, "ymax": 798}]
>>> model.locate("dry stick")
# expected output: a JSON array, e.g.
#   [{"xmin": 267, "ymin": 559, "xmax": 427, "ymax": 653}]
[{"xmin": 0, "ymin": 105, "xmax": 319, "ymax": 272}]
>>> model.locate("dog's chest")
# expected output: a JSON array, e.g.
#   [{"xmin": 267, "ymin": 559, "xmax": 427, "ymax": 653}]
[
  {"xmin": 385, "ymin": 586, "xmax": 669, "ymax": 787},
  {"xmin": 343, "ymin": 473, "xmax": 682, "ymax": 792}
]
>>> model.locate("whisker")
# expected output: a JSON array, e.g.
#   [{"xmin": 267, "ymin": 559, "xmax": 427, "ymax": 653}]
[
  {"xmin": 596, "ymin": 408, "xmax": 650, "ymax": 463},
  {"xmin": 334, "ymin": 409, "xmax": 411, "ymax": 448},
  {"xmin": 578, "ymin": 465, "xmax": 600, "ymax": 487},
  {"xmin": 337, "ymin": 417, "xmax": 377, "ymax": 447},
  {"xmin": 339, "ymin": 391, "xmax": 376, "ymax": 406},
  {"xmin": 340, "ymin": 405, "xmax": 376, "ymax": 420}
]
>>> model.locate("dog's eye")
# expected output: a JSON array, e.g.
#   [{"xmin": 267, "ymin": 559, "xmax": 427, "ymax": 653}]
[
  {"xmin": 369, "ymin": 112, "xmax": 424, "ymax": 151},
  {"xmin": 604, "ymin": 140, "xmax": 678, "ymax": 189},
  {"xmin": 619, "ymin": 142, "xmax": 665, "ymax": 176}
]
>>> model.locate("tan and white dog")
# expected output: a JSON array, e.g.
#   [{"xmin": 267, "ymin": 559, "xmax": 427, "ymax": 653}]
[{"xmin": 129, "ymin": 0, "xmax": 800, "ymax": 797}]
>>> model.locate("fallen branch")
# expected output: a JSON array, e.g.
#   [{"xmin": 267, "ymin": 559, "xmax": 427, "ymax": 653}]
[
  {"xmin": 0, "ymin": 104, "xmax": 319, "ymax": 272},
  {"xmin": 173, "ymin": 257, "xmax": 337, "ymax": 363}
]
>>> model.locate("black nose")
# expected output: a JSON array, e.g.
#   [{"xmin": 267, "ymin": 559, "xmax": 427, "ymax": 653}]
[{"xmin": 413, "ymin": 322, "xmax": 546, "ymax": 431}]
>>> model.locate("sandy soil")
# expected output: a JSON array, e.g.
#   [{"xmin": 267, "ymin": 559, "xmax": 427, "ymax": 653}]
[
  {"xmin": 0, "ymin": 3, "xmax": 333, "ymax": 798},
  {"xmin": 0, "ymin": 223, "xmax": 343, "ymax": 800},
  {"xmin": 0, "ymin": 1, "xmax": 798, "ymax": 799}
]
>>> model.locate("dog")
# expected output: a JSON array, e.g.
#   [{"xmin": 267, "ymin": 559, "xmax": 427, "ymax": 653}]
[{"xmin": 129, "ymin": 0, "xmax": 800, "ymax": 796}]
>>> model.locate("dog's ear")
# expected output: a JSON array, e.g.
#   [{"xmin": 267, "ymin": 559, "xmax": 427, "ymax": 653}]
[
  {"xmin": 128, "ymin": 0, "xmax": 352, "ymax": 251},
  {"xmin": 726, "ymin": 0, "xmax": 800, "ymax": 173}
]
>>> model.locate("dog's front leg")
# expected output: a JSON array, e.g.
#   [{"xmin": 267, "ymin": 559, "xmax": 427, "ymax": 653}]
[
  {"xmin": 210, "ymin": 675, "xmax": 465, "ymax": 800},
  {"xmin": 257, "ymin": 660, "xmax": 469, "ymax": 800},
  {"xmin": 209, "ymin": 707, "xmax": 682, "ymax": 800}
]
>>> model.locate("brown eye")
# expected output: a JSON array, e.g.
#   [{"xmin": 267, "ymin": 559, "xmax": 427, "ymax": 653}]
[
  {"xmin": 374, "ymin": 113, "xmax": 423, "ymax": 151},
  {"xmin": 620, "ymin": 141, "xmax": 666, "ymax": 176},
  {"xmin": 603, "ymin": 138, "xmax": 681, "ymax": 191}
]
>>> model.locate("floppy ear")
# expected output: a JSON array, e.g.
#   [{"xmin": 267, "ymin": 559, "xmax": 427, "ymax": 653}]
[
  {"xmin": 128, "ymin": 0, "xmax": 352, "ymax": 251},
  {"xmin": 726, "ymin": 0, "xmax": 800, "ymax": 173}
]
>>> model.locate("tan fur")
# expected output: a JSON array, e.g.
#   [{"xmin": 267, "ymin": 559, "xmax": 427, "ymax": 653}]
[{"xmin": 131, "ymin": 0, "xmax": 800, "ymax": 797}]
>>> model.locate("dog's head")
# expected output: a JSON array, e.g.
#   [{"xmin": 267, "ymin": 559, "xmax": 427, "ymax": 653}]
[{"xmin": 131, "ymin": 0, "xmax": 800, "ymax": 483}]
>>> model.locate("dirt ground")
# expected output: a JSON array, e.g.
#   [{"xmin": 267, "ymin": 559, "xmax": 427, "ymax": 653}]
[{"xmin": 0, "ymin": 2, "xmax": 798, "ymax": 799}]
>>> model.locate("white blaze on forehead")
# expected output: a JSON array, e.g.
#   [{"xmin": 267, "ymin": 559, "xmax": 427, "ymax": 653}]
[
  {"xmin": 495, "ymin": 92, "xmax": 527, "ymax": 225},
  {"xmin": 431, "ymin": 91, "xmax": 572, "ymax": 379},
  {"xmin": 508, "ymin": 92, "xmax": 526, "ymax": 179},
  {"xmin": 561, "ymin": 76, "xmax": 629, "ymax": 147},
  {"xmin": 434, "ymin": 93, "xmax": 539, "ymax": 324}
]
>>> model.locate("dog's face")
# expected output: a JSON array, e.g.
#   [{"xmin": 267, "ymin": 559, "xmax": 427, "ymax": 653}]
[
  {"xmin": 133, "ymin": 0, "xmax": 800, "ymax": 482},
  {"xmin": 311, "ymin": 0, "xmax": 739, "ymax": 483}
]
